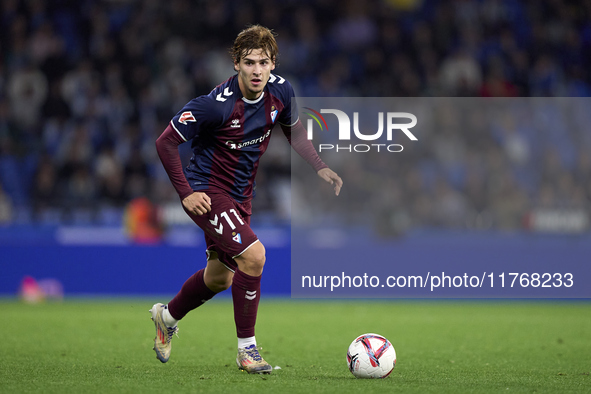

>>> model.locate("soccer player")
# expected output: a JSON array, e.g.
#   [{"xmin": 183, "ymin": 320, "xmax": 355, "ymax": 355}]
[{"xmin": 150, "ymin": 25, "xmax": 342, "ymax": 374}]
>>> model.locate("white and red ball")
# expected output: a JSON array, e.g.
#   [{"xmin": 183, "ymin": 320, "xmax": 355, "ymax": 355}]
[{"xmin": 346, "ymin": 333, "xmax": 396, "ymax": 378}]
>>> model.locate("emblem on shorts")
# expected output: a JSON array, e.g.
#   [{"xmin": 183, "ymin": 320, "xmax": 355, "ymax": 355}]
[
  {"xmin": 209, "ymin": 214, "xmax": 223, "ymax": 234},
  {"xmin": 232, "ymin": 232, "xmax": 242, "ymax": 244}
]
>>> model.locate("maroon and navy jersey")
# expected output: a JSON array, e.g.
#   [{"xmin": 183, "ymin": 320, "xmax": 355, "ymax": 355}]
[{"xmin": 170, "ymin": 74, "xmax": 297, "ymax": 203}]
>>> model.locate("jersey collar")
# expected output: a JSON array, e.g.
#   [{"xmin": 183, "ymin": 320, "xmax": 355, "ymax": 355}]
[{"xmin": 241, "ymin": 92, "xmax": 265, "ymax": 104}]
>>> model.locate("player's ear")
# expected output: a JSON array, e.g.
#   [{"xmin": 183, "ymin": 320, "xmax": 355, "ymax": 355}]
[
  {"xmin": 271, "ymin": 61, "xmax": 276, "ymax": 71},
  {"xmin": 234, "ymin": 60, "xmax": 240, "ymax": 72}
]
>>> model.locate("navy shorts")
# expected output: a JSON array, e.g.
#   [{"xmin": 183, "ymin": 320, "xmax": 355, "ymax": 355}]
[{"xmin": 183, "ymin": 190, "xmax": 258, "ymax": 271}]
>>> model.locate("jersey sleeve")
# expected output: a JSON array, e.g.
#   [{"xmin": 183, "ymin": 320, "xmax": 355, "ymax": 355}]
[
  {"xmin": 277, "ymin": 80, "xmax": 299, "ymax": 127},
  {"xmin": 281, "ymin": 119, "xmax": 327, "ymax": 173},
  {"xmin": 170, "ymin": 95, "xmax": 223, "ymax": 141},
  {"xmin": 155, "ymin": 124, "xmax": 194, "ymax": 200}
]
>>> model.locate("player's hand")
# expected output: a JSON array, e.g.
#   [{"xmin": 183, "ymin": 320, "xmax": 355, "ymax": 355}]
[
  {"xmin": 182, "ymin": 192, "xmax": 212, "ymax": 215},
  {"xmin": 317, "ymin": 168, "xmax": 343, "ymax": 196}
]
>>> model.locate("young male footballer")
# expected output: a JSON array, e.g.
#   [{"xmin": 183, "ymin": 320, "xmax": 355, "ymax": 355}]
[{"xmin": 151, "ymin": 25, "xmax": 342, "ymax": 374}]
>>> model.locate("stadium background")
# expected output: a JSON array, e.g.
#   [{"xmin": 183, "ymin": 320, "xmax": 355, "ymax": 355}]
[{"xmin": 1, "ymin": 0, "xmax": 591, "ymax": 297}]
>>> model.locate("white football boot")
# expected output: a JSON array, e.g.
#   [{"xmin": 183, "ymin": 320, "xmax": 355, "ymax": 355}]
[
  {"xmin": 236, "ymin": 345, "xmax": 272, "ymax": 374},
  {"xmin": 150, "ymin": 303, "xmax": 178, "ymax": 363}
]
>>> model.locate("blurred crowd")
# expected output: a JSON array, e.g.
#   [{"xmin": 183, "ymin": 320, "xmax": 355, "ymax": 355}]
[
  {"xmin": 0, "ymin": 0, "xmax": 590, "ymax": 230},
  {"xmin": 293, "ymin": 98, "xmax": 591, "ymax": 234}
]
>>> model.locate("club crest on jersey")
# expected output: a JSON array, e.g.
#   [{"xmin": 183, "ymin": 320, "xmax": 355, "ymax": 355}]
[
  {"xmin": 179, "ymin": 111, "xmax": 196, "ymax": 125},
  {"xmin": 232, "ymin": 232, "xmax": 242, "ymax": 244},
  {"xmin": 270, "ymin": 106, "xmax": 278, "ymax": 124}
]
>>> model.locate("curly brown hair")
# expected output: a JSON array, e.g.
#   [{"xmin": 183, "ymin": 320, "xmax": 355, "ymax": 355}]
[{"xmin": 230, "ymin": 25, "xmax": 279, "ymax": 64}]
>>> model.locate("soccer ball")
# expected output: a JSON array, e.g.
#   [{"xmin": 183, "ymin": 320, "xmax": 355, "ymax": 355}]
[{"xmin": 346, "ymin": 333, "xmax": 396, "ymax": 378}]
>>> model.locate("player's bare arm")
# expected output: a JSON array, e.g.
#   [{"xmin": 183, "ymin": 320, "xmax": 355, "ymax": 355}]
[
  {"xmin": 317, "ymin": 167, "xmax": 343, "ymax": 196},
  {"xmin": 182, "ymin": 192, "xmax": 211, "ymax": 216}
]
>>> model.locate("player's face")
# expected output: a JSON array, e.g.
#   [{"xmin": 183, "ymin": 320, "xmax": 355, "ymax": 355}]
[{"xmin": 235, "ymin": 49, "xmax": 275, "ymax": 100}]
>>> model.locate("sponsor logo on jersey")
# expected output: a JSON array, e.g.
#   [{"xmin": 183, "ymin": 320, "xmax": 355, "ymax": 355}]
[
  {"xmin": 230, "ymin": 119, "xmax": 241, "ymax": 128},
  {"xmin": 225, "ymin": 129, "xmax": 271, "ymax": 150},
  {"xmin": 179, "ymin": 111, "xmax": 196, "ymax": 125}
]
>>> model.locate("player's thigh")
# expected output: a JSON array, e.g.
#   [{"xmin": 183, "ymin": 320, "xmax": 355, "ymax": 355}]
[{"xmin": 204, "ymin": 255, "xmax": 233, "ymax": 292}]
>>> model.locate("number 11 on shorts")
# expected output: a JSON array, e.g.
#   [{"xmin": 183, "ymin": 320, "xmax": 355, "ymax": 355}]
[{"xmin": 219, "ymin": 209, "xmax": 245, "ymax": 231}]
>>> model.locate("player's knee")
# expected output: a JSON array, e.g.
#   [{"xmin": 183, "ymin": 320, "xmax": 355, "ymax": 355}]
[
  {"xmin": 248, "ymin": 250, "xmax": 266, "ymax": 271},
  {"xmin": 244, "ymin": 248, "xmax": 266, "ymax": 272},
  {"xmin": 209, "ymin": 275, "xmax": 232, "ymax": 292},
  {"xmin": 237, "ymin": 242, "xmax": 266, "ymax": 275},
  {"xmin": 204, "ymin": 262, "xmax": 233, "ymax": 293}
]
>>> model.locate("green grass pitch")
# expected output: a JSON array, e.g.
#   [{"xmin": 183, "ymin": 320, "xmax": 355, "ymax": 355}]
[{"xmin": 1, "ymin": 299, "xmax": 589, "ymax": 393}]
